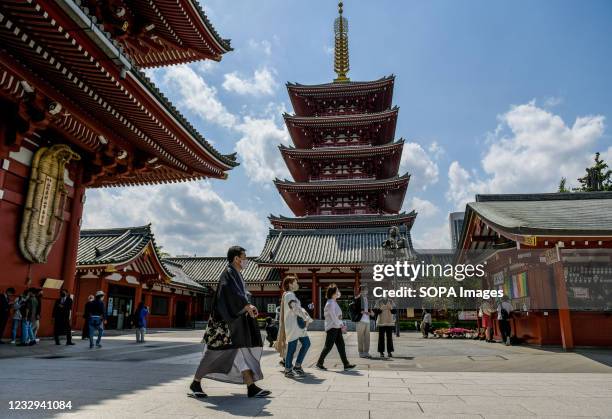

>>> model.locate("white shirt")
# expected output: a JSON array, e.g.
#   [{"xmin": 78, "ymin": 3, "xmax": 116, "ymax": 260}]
[
  {"xmin": 360, "ymin": 295, "xmax": 370, "ymax": 323},
  {"xmin": 323, "ymin": 299, "xmax": 344, "ymax": 331},
  {"xmin": 283, "ymin": 291, "xmax": 310, "ymax": 342},
  {"xmin": 423, "ymin": 313, "xmax": 432, "ymax": 324}
]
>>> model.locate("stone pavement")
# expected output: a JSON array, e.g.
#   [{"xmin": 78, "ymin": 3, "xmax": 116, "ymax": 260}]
[{"xmin": 0, "ymin": 329, "xmax": 611, "ymax": 418}]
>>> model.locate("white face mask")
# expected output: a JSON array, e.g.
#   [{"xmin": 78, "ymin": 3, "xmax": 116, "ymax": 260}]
[
  {"xmin": 290, "ymin": 282, "xmax": 299, "ymax": 292},
  {"xmin": 335, "ymin": 291, "xmax": 341, "ymax": 299},
  {"xmin": 239, "ymin": 258, "xmax": 249, "ymax": 270}
]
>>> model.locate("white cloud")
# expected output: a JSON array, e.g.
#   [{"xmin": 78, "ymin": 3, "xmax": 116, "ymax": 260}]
[
  {"xmin": 400, "ymin": 142, "xmax": 439, "ymax": 190},
  {"xmin": 544, "ymin": 96, "xmax": 563, "ymax": 108},
  {"xmin": 162, "ymin": 65, "xmax": 237, "ymax": 129},
  {"xmin": 222, "ymin": 67, "xmax": 277, "ymax": 96},
  {"xmin": 408, "ymin": 197, "xmax": 440, "ymax": 218},
  {"xmin": 234, "ymin": 116, "xmax": 291, "ymax": 182},
  {"xmin": 428, "ymin": 141, "xmax": 445, "ymax": 159},
  {"xmin": 323, "ymin": 45, "xmax": 334, "ymax": 55},
  {"xmin": 412, "ymin": 222, "xmax": 452, "ymax": 250},
  {"xmin": 446, "ymin": 101, "xmax": 605, "ymax": 209},
  {"xmin": 247, "ymin": 39, "xmax": 272, "ymax": 56},
  {"xmin": 83, "ymin": 182, "xmax": 267, "ymax": 256}
]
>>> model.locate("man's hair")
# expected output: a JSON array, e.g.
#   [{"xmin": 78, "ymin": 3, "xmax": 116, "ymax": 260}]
[
  {"xmin": 6, "ymin": 287, "xmax": 15, "ymax": 294},
  {"xmin": 326, "ymin": 283, "xmax": 339, "ymax": 300},
  {"xmin": 227, "ymin": 246, "xmax": 246, "ymax": 263},
  {"xmin": 282, "ymin": 275, "xmax": 298, "ymax": 291}
]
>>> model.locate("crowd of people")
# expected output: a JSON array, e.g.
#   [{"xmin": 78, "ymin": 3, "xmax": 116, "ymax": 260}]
[{"xmin": 0, "ymin": 287, "xmax": 150, "ymax": 348}]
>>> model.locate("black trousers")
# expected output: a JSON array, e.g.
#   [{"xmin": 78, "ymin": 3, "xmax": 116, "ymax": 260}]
[
  {"xmin": 54, "ymin": 319, "xmax": 72, "ymax": 344},
  {"xmin": 499, "ymin": 319, "xmax": 511, "ymax": 342},
  {"xmin": 0, "ymin": 313, "xmax": 8, "ymax": 341},
  {"xmin": 378, "ymin": 326, "xmax": 394, "ymax": 353},
  {"xmin": 317, "ymin": 328, "xmax": 349, "ymax": 367}
]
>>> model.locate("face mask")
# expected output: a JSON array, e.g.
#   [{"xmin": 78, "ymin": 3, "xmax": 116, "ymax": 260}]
[
  {"xmin": 290, "ymin": 282, "xmax": 299, "ymax": 292},
  {"xmin": 240, "ymin": 258, "xmax": 249, "ymax": 269},
  {"xmin": 336, "ymin": 291, "xmax": 341, "ymax": 299}
]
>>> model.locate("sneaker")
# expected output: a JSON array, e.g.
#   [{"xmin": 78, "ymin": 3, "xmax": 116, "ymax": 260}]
[
  {"xmin": 189, "ymin": 380, "xmax": 208, "ymax": 398},
  {"xmin": 387, "ymin": 352, "xmax": 393, "ymax": 358},
  {"xmin": 284, "ymin": 368, "xmax": 295, "ymax": 378},
  {"xmin": 379, "ymin": 352, "xmax": 386, "ymax": 358},
  {"xmin": 247, "ymin": 384, "xmax": 271, "ymax": 398},
  {"xmin": 66, "ymin": 342, "xmax": 75, "ymax": 346},
  {"xmin": 344, "ymin": 364, "xmax": 356, "ymax": 371},
  {"xmin": 359, "ymin": 353, "xmax": 370, "ymax": 359},
  {"xmin": 279, "ymin": 359, "xmax": 285, "ymax": 367},
  {"xmin": 35, "ymin": 338, "xmax": 40, "ymax": 343},
  {"xmin": 506, "ymin": 338, "xmax": 511, "ymax": 346},
  {"xmin": 96, "ymin": 343, "xmax": 102, "ymax": 348},
  {"xmin": 28, "ymin": 341, "xmax": 36, "ymax": 346},
  {"xmin": 89, "ymin": 345, "xmax": 94, "ymax": 349},
  {"xmin": 9, "ymin": 340, "xmax": 15, "ymax": 344},
  {"xmin": 293, "ymin": 366, "xmax": 305, "ymax": 375},
  {"xmin": 316, "ymin": 363, "xmax": 327, "ymax": 371}
]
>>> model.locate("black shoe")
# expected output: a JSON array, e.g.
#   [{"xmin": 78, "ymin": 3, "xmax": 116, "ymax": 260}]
[
  {"xmin": 387, "ymin": 352, "xmax": 393, "ymax": 358},
  {"xmin": 247, "ymin": 384, "xmax": 271, "ymax": 398},
  {"xmin": 344, "ymin": 364, "xmax": 356, "ymax": 371},
  {"xmin": 28, "ymin": 341, "xmax": 36, "ymax": 346},
  {"xmin": 284, "ymin": 369, "xmax": 296, "ymax": 378},
  {"xmin": 279, "ymin": 359, "xmax": 285, "ymax": 367},
  {"xmin": 189, "ymin": 380, "xmax": 208, "ymax": 398},
  {"xmin": 66, "ymin": 342, "xmax": 75, "ymax": 346},
  {"xmin": 379, "ymin": 352, "xmax": 386, "ymax": 358},
  {"xmin": 293, "ymin": 366, "xmax": 305, "ymax": 375},
  {"xmin": 55, "ymin": 342, "xmax": 61, "ymax": 345},
  {"xmin": 316, "ymin": 363, "xmax": 327, "ymax": 371}
]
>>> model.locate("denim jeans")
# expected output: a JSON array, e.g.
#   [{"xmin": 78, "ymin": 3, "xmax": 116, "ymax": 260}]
[
  {"xmin": 21, "ymin": 320, "xmax": 34, "ymax": 344},
  {"xmin": 285, "ymin": 336, "xmax": 311, "ymax": 370},
  {"xmin": 88, "ymin": 316, "xmax": 104, "ymax": 347},
  {"xmin": 11, "ymin": 319, "xmax": 21, "ymax": 341}
]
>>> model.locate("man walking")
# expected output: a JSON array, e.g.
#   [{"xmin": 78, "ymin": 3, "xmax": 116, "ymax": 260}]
[
  {"xmin": 350, "ymin": 285, "xmax": 373, "ymax": 358},
  {"xmin": 52, "ymin": 289, "xmax": 74, "ymax": 345},
  {"xmin": 497, "ymin": 296, "xmax": 514, "ymax": 346},
  {"xmin": 0, "ymin": 288, "xmax": 15, "ymax": 344}
]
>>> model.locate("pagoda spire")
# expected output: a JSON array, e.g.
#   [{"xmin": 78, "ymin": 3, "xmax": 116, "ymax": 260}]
[{"xmin": 333, "ymin": 1, "xmax": 350, "ymax": 83}]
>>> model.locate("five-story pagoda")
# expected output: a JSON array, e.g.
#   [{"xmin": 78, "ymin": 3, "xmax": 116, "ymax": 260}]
[{"xmin": 257, "ymin": 2, "xmax": 417, "ymax": 319}]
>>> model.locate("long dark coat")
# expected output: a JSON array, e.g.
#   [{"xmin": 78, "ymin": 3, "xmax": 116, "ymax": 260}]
[{"xmin": 212, "ymin": 265, "xmax": 263, "ymax": 349}]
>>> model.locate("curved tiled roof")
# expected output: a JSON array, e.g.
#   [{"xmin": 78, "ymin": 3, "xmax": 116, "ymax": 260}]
[
  {"xmin": 274, "ymin": 173, "xmax": 410, "ymax": 192},
  {"xmin": 269, "ymin": 212, "xmax": 417, "ymax": 229},
  {"xmin": 163, "ymin": 257, "xmax": 281, "ymax": 284},
  {"xmin": 279, "ymin": 140, "xmax": 404, "ymax": 159},
  {"xmin": 284, "ymin": 107, "xmax": 398, "ymax": 127},
  {"xmin": 256, "ymin": 227, "xmax": 414, "ymax": 266},
  {"xmin": 286, "ymin": 76, "xmax": 395, "ymax": 92},
  {"xmin": 162, "ymin": 260, "xmax": 207, "ymax": 291}
]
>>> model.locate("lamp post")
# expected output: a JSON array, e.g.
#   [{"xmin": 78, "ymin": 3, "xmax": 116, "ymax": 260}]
[{"xmin": 382, "ymin": 225, "xmax": 407, "ymax": 337}]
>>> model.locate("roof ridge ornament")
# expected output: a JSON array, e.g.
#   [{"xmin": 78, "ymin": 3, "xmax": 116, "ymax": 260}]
[{"xmin": 333, "ymin": 1, "xmax": 350, "ymax": 83}]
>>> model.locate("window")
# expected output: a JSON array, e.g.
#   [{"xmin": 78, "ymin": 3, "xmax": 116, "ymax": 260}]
[{"xmin": 151, "ymin": 296, "xmax": 169, "ymax": 316}]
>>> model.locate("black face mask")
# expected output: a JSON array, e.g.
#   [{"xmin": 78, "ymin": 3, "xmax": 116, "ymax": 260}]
[{"xmin": 61, "ymin": 293, "xmax": 66, "ymax": 298}]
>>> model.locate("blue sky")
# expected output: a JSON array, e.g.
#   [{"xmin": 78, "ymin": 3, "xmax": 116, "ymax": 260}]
[{"xmin": 83, "ymin": 0, "xmax": 612, "ymax": 256}]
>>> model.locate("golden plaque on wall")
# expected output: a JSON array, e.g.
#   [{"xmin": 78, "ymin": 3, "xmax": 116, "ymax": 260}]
[{"xmin": 19, "ymin": 144, "xmax": 80, "ymax": 263}]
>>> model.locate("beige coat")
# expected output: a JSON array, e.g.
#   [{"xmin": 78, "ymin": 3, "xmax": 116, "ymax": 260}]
[{"xmin": 375, "ymin": 299, "xmax": 395, "ymax": 327}]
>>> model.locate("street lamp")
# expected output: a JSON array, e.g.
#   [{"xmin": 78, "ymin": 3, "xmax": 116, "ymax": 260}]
[{"xmin": 382, "ymin": 225, "xmax": 408, "ymax": 337}]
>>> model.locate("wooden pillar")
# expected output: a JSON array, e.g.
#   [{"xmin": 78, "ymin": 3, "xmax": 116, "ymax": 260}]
[
  {"xmin": 309, "ymin": 269, "xmax": 319, "ymax": 319},
  {"xmin": 169, "ymin": 293, "xmax": 176, "ymax": 328},
  {"xmin": 61, "ymin": 176, "xmax": 85, "ymax": 296},
  {"xmin": 134, "ymin": 283, "xmax": 143, "ymax": 307},
  {"xmin": 353, "ymin": 268, "xmax": 361, "ymax": 293},
  {"xmin": 553, "ymin": 260, "xmax": 574, "ymax": 350},
  {"xmin": 187, "ymin": 295, "xmax": 193, "ymax": 325}
]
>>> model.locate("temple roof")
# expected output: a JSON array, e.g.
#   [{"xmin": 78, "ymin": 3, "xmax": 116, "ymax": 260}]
[
  {"xmin": 81, "ymin": 0, "xmax": 232, "ymax": 68},
  {"xmin": 274, "ymin": 173, "xmax": 410, "ymax": 192},
  {"xmin": 161, "ymin": 260, "xmax": 210, "ymax": 291},
  {"xmin": 77, "ymin": 225, "xmax": 173, "ymax": 279},
  {"xmin": 269, "ymin": 212, "xmax": 417, "ymax": 230},
  {"xmin": 458, "ymin": 192, "xmax": 612, "ymax": 250},
  {"xmin": 256, "ymin": 227, "xmax": 414, "ymax": 267},
  {"xmin": 0, "ymin": 0, "xmax": 237, "ymax": 187},
  {"xmin": 287, "ymin": 76, "xmax": 395, "ymax": 93},
  {"xmin": 164, "ymin": 257, "xmax": 281, "ymax": 284},
  {"xmin": 279, "ymin": 140, "xmax": 403, "ymax": 159},
  {"xmin": 284, "ymin": 107, "xmax": 398, "ymax": 128}
]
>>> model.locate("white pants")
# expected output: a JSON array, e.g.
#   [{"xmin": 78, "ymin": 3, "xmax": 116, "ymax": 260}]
[{"xmin": 356, "ymin": 321, "xmax": 370, "ymax": 354}]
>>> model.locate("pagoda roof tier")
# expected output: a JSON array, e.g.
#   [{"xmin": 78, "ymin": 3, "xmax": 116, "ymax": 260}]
[
  {"xmin": 0, "ymin": 0, "xmax": 237, "ymax": 186},
  {"xmin": 273, "ymin": 174, "xmax": 410, "ymax": 216},
  {"xmin": 286, "ymin": 76, "xmax": 395, "ymax": 116},
  {"xmin": 279, "ymin": 140, "xmax": 403, "ymax": 182},
  {"xmin": 256, "ymin": 226, "xmax": 414, "ymax": 268},
  {"xmin": 284, "ymin": 108, "xmax": 398, "ymax": 148},
  {"xmin": 82, "ymin": 0, "xmax": 232, "ymax": 68},
  {"xmin": 269, "ymin": 212, "xmax": 417, "ymax": 230}
]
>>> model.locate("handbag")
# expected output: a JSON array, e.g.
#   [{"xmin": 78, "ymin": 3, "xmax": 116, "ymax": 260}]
[
  {"xmin": 297, "ymin": 316, "xmax": 306, "ymax": 329},
  {"xmin": 202, "ymin": 284, "xmax": 232, "ymax": 349}
]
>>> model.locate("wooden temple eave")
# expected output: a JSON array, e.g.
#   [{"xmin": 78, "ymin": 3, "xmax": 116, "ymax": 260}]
[
  {"xmin": 0, "ymin": 0, "xmax": 234, "ymax": 184},
  {"xmin": 274, "ymin": 174, "xmax": 410, "ymax": 193},
  {"xmin": 284, "ymin": 107, "xmax": 399, "ymax": 128}
]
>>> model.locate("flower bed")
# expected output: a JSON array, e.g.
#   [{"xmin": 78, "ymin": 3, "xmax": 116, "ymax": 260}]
[{"xmin": 432, "ymin": 327, "xmax": 476, "ymax": 339}]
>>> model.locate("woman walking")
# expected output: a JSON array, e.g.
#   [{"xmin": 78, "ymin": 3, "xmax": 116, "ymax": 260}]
[
  {"xmin": 279, "ymin": 275, "xmax": 312, "ymax": 378},
  {"xmin": 189, "ymin": 246, "xmax": 270, "ymax": 399},
  {"xmin": 375, "ymin": 297, "xmax": 395, "ymax": 358},
  {"xmin": 316, "ymin": 284, "xmax": 355, "ymax": 371},
  {"xmin": 82, "ymin": 295, "xmax": 94, "ymax": 340}
]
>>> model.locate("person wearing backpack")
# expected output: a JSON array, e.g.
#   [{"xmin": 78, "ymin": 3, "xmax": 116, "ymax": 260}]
[
  {"xmin": 497, "ymin": 296, "xmax": 513, "ymax": 345},
  {"xmin": 350, "ymin": 285, "xmax": 373, "ymax": 358},
  {"xmin": 280, "ymin": 275, "xmax": 312, "ymax": 378}
]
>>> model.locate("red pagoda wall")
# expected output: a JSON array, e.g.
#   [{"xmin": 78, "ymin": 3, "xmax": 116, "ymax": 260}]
[{"xmin": 0, "ymin": 126, "xmax": 84, "ymax": 339}]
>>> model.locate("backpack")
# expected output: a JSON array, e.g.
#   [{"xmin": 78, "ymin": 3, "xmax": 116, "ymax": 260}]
[{"xmin": 500, "ymin": 307, "xmax": 510, "ymax": 320}]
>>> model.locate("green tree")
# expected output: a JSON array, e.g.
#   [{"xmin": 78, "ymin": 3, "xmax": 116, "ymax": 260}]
[
  {"xmin": 558, "ymin": 177, "xmax": 570, "ymax": 193},
  {"xmin": 575, "ymin": 152, "xmax": 612, "ymax": 192}
]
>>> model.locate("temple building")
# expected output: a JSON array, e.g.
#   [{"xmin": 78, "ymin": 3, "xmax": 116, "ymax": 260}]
[
  {"xmin": 0, "ymin": 0, "xmax": 236, "ymax": 338},
  {"xmin": 75, "ymin": 225, "xmax": 207, "ymax": 330},
  {"xmin": 457, "ymin": 192, "xmax": 612, "ymax": 349},
  {"xmin": 256, "ymin": 2, "xmax": 416, "ymax": 318}
]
